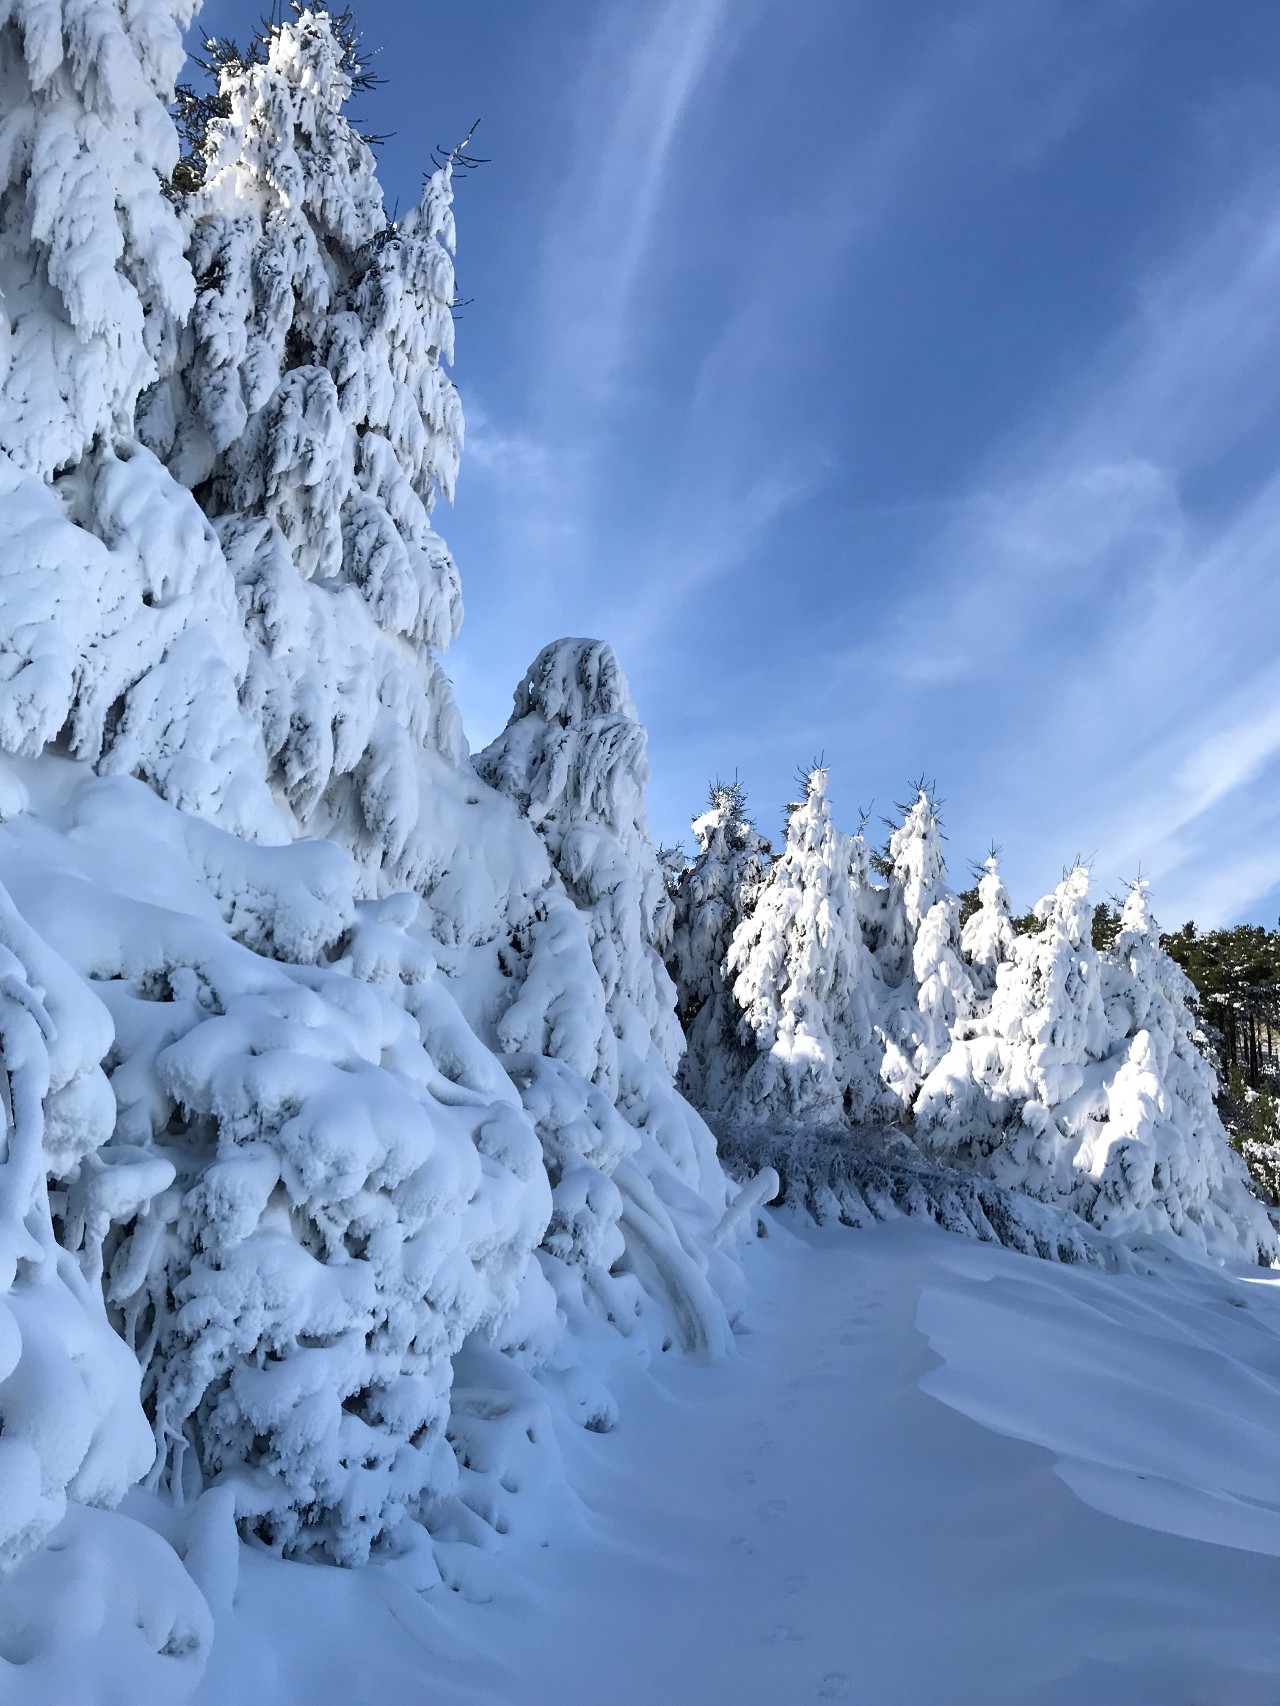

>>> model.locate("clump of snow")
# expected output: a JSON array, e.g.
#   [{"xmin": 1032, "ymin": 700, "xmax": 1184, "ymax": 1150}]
[{"xmin": 1, "ymin": 774, "xmax": 548, "ymax": 1567}]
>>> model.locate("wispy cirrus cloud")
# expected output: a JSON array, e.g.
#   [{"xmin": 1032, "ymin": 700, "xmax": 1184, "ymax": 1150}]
[{"xmin": 830, "ymin": 159, "xmax": 1280, "ymax": 922}]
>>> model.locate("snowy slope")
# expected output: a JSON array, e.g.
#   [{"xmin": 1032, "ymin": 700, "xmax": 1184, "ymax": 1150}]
[{"xmin": 168, "ymin": 1215, "xmax": 1280, "ymax": 1706}]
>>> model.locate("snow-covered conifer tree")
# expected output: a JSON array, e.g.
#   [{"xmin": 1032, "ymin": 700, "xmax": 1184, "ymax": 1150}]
[
  {"xmin": 917, "ymin": 863, "xmax": 1108, "ymax": 1188},
  {"xmin": 1080, "ymin": 881, "xmax": 1276, "ymax": 1260},
  {"xmin": 145, "ymin": 6, "xmax": 469, "ymax": 889},
  {"xmin": 920, "ymin": 870, "xmax": 1276, "ymax": 1263},
  {"xmin": 847, "ymin": 810, "xmax": 886, "ymax": 952},
  {"xmin": 478, "ymin": 639, "xmax": 735, "ymax": 1359},
  {"xmin": 667, "ymin": 780, "xmax": 772, "ymax": 1112},
  {"xmin": 479, "ymin": 642, "xmax": 681, "ymax": 1094},
  {"xmin": 878, "ymin": 788, "xmax": 974, "ymax": 1105},
  {"xmin": 727, "ymin": 767, "xmax": 888, "ymax": 1127},
  {"xmin": 962, "ymin": 850, "xmax": 1016, "ymax": 996}
]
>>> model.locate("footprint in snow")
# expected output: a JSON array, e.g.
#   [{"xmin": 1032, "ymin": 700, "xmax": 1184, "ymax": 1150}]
[
  {"xmin": 727, "ymin": 1535, "xmax": 756, "ymax": 1556},
  {"xmin": 785, "ymin": 1573, "xmax": 808, "ymax": 1595},
  {"xmin": 729, "ymin": 1467, "xmax": 758, "ymax": 1487},
  {"xmin": 768, "ymin": 1623, "xmax": 804, "ymax": 1644},
  {"xmin": 764, "ymin": 1497, "xmax": 788, "ymax": 1517},
  {"xmin": 817, "ymin": 1672, "xmax": 851, "ymax": 1698}
]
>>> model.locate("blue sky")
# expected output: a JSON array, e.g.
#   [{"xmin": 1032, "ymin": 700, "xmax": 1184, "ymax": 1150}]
[{"xmin": 192, "ymin": 0, "xmax": 1280, "ymax": 926}]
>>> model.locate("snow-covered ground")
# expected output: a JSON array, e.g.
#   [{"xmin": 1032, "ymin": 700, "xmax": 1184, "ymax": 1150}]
[{"xmin": 188, "ymin": 1217, "xmax": 1280, "ymax": 1706}]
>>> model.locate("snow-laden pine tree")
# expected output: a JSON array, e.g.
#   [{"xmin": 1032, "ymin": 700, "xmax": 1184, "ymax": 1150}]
[
  {"xmin": 726, "ymin": 767, "xmax": 889, "ymax": 1127},
  {"xmin": 848, "ymin": 810, "xmax": 887, "ymax": 954},
  {"xmin": 1080, "ymin": 881, "xmax": 1276, "ymax": 1261},
  {"xmin": 919, "ymin": 870, "xmax": 1276, "ymax": 1263},
  {"xmin": 478, "ymin": 640, "xmax": 736, "ymax": 1362},
  {"xmin": 877, "ymin": 789, "xmax": 974, "ymax": 1106},
  {"xmin": 0, "ymin": 0, "xmax": 273, "ymax": 835},
  {"xmin": 144, "ymin": 6, "xmax": 469, "ymax": 890},
  {"xmin": 667, "ymin": 780, "xmax": 772, "ymax": 1113},
  {"xmin": 962, "ymin": 851, "xmax": 1016, "ymax": 996},
  {"xmin": 917, "ymin": 863, "xmax": 1109, "ymax": 1189}
]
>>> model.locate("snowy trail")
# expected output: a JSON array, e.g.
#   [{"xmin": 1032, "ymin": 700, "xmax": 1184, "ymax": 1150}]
[{"xmin": 199, "ymin": 1219, "xmax": 1280, "ymax": 1706}]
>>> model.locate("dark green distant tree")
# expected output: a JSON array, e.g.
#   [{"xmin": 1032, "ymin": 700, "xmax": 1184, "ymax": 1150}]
[{"xmin": 1161, "ymin": 921, "xmax": 1280, "ymax": 1090}]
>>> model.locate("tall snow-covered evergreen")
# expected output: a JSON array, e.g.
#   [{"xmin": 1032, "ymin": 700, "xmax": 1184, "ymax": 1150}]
[
  {"xmin": 962, "ymin": 851, "xmax": 1016, "ymax": 996},
  {"xmin": 727, "ymin": 767, "xmax": 889, "ymax": 1127},
  {"xmin": 667, "ymin": 780, "xmax": 772, "ymax": 1112},
  {"xmin": 478, "ymin": 639, "xmax": 736, "ymax": 1363},
  {"xmin": 878, "ymin": 789, "xmax": 974, "ymax": 1106},
  {"xmin": 1081, "ymin": 881, "xmax": 1275, "ymax": 1261},
  {"xmin": 144, "ymin": 6, "xmax": 469, "ymax": 889}
]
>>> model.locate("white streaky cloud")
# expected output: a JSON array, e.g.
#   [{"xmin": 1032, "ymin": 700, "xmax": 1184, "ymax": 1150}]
[
  {"xmin": 816, "ymin": 143, "xmax": 1280, "ymax": 923},
  {"xmin": 536, "ymin": 0, "xmax": 739, "ymax": 409},
  {"xmin": 598, "ymin": 464, "xmax": 819, "ymax": 659},
  {"xmin": 1172, "ymin": 694, "xmax": 1280, "ymax": 824}
]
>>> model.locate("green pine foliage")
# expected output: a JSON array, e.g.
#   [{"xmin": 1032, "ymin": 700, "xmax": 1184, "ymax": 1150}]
[{"xmin": 1161, "ymin": 921, "xmax": 1280, "ymax": 1090}]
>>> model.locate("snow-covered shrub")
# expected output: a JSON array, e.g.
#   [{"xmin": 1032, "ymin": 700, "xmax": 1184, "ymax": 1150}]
[
  {"xmin": 667, "ymin": 779, "xmax": 772, "ymax": 1112},
  {"xmin": 726, "ymin": 767, "xmax": 890, "ymax": 1127}
]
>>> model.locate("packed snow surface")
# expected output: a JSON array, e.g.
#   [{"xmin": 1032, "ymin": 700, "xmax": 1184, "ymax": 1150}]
[{"xmin": 177, "ymin": 1216, "xmax": 1280, "ymax": 1706}]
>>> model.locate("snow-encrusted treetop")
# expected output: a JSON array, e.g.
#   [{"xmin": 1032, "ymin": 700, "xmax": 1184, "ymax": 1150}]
[
  {"xmin": 160, "ymin": 4, "xmax": 463, "ymax": 530},
  {"xmin": 478, "ymin": 639, "xmax": 680, "ymax": 1069},
  {"xmin": 675, "ymin": 779, "xmax": 772, "ymax": 1023},
  {"xmin": 479, "ymin": 636, "xmax": 728, "ymax": 1223},
  {"xmin": 879, "ymin": 788, "xmax": 948, "ymax": 988},
  {"xmin": 962, "ymin": 851, "xmax": 1016, "ymax": 995},
  {"xmin": 0, "ymin": 0, "xmax": 196, "ymax": 477},
  {"xmin": 479, "ymin": 640, "xmax": 660, "ymax": 919},
  {"xmin": 877, "ymin": 788, "xmax": 973, "ymax": 1104}
]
